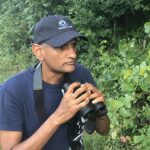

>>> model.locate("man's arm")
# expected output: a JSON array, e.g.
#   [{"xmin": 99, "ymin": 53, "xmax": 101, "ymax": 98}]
[
  {"xmin": 0, "ymin": 82, "xmax": 90, "ymax": 150},
  {"xmin": 95, "ymin": 115, "xmax": 110, "ymax": 135},
  {"xmin": 0, "ymin": 131, "xmax": 22, "ymax": 150},
  {"xmin": 0, "ymin": 113, "xmax": 62, "ymax": 150},
  {"xmin": 84, "ymin": 83, "xmax": 110, "ymax": 135}
]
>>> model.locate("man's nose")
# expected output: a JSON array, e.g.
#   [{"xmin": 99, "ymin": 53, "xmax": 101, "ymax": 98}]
[{"xmin": 68, "ymin": 46, "xmax": 77, "ymax": 58}]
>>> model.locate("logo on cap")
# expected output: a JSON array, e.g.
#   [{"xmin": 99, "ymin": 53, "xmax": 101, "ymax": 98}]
[{"xmin": 58, "ymin": 19, "xmax": 73, "ymax": 30}]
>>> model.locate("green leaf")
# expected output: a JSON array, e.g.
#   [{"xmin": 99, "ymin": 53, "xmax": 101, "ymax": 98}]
[
  {"xmin": 133, "ymin": 135, "xmax": 144, "ymax": 144},
  {"xmin": 140, "ymin": 76, "xmax": 150, "ymax": 91},
  {"xmin": 108, "ymin": 100, "xmax": 124, "ymax": 112},
  {"xmin": 121, "ymin": 82, "xmax": 135, "ymax": 92},
  {"xmin": 139, "ymin": 62, "xmax": 147, "ymax": 76},
  {"xmin": 144, "ymin": 22, "xmax": 150, "ymax": 34},
  {"xmin": 119, "ymin": 107, "xmax": 131, "ymax": 117},
  {"xmin": 142, "ymin": 107, "xmax": 150, "ymax": 119},
  {"xmin": 119, "ymin": 94, "xmax": 134, "ymax": 108},
  {"xmin": 123, "ymin": 69, "xmax": 132, "ymax": 79}
]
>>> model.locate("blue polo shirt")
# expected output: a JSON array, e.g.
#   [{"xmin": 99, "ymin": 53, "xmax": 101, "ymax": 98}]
[{"xmin": 0, "ymin": 63, "xmax": 96, "ymax": 150}]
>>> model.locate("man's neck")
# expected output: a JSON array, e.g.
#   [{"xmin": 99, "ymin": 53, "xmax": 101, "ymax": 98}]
[{"xmin": 42, "ymin": 66, "xmax": 64, "ymax": 85}]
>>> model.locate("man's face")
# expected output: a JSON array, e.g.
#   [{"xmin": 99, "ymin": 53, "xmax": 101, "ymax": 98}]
[{"xmin": 41, "ymin": 39, "xmax": 77, "ymax": 74}]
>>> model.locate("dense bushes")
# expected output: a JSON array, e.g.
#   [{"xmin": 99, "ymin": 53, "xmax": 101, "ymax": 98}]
[
  {"xmin": 0, "ymin": 0, "xmax": 150, "ymax": 149},
  {"xmin": 78, "ymin": 25, "xmax": 150, "ymax": 149}
]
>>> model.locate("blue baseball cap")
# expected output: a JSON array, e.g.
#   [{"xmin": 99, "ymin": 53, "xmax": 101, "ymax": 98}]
[{"xmin": 32, "ymin": 15, "xmax": 84, "ymax": 47}]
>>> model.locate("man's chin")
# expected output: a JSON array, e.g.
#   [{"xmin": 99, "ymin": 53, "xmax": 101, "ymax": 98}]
[{"xmin": 64, "ymin": 66, "xmax": 76, "ymax": 73}]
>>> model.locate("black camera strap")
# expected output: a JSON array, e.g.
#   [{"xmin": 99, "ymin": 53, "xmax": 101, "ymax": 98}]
[{"xmin": 33, "ymin": 62, "xmax": 47, "ymax": 124}]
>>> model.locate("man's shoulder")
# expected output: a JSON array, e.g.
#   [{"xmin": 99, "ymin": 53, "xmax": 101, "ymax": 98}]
[
  {"xmin": 74, "ymin": 63, "xmax": 90, "ymax": 73},
  {"xmin": 1, "ymin": 67, "xmax": 34, "ymax": 91},
  {"xmin": 68, "ymin": 63, "xmax": 96, "ymax": 85}
]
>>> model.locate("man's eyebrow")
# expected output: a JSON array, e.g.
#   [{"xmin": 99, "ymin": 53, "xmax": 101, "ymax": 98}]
[
  {"xmin": 68, "ymin": 39, "xmax": 77, "ymax": 44},
  {"xmin": 58, "ymin": 39, "xmax": 77, "ymax": 49}
]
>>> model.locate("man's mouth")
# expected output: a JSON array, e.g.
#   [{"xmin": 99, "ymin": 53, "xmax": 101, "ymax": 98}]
[
  {"xmin": 65, "ymin": 61, "xmax": 75, "ymax": 65},
  {"xmin": 65, "ymin": 59, "xmax": 76, "ymax": 65}
]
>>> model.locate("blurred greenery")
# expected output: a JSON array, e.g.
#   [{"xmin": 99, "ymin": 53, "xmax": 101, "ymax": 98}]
[{"xmin": 0, "ymin": 0, "xmax": 150, "ymax": 149}]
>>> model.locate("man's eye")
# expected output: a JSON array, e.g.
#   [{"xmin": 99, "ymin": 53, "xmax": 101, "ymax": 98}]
[
  {"xmin": 59, "ymin": 44, "xmax": 67, "ymax": 50},
  {"xmin": 73, "ymin": 43, "xmax": 77, "ymax": 48}
]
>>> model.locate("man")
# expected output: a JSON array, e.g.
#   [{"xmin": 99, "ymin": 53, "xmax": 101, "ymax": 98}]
[{"xmin": 0, "ymin": 15, "xmax": 110, "ymax": 150}]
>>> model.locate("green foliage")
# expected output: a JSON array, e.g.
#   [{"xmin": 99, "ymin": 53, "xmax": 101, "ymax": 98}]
[
  {"xmin": 84, "ymin": 133, "xmax": 134, "ymax": 150},
  {"xmin": 79, "ymin": 28, "xmax": 150, "ymax": 149}
]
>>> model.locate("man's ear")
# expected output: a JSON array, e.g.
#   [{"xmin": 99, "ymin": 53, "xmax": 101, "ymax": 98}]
[{"xmin": 32, "ymin": 44, "xmax": 44, "ymax": 61}]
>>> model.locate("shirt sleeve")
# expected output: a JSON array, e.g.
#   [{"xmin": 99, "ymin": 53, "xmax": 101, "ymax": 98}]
[
  {"xmin": 0, "ymin": 84, "xmax": 24, "ymax": 131},
  {"xmin": 78, "ymin": 64, "xmax": 97, "ymax": 86},
  {"xmin": 68, "ymin": 64, "xmax": 97, "ymax": 87},
  {"xmin": 81, "ymin": 66, "xmax": 97, "ymax": 86}
]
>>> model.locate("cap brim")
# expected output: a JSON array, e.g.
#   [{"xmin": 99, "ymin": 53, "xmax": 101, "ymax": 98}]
[{"xmin": 44, "ymin": 31, "xmax": 86, "ymax": 47}]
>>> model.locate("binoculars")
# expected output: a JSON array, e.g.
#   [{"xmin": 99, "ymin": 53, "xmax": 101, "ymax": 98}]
[{"xmin": 63, "ymin": 81, "xmax": 108, "ymax": 119}]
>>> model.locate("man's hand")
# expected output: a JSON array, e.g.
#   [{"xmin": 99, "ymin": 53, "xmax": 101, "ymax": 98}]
[
  {"xmin": 84, "ymin": 83, "xmax": 110, "ymax": 135},
  {"xmin": 52, "ymin": 82, "xmax": 91, "ymax": 125},
  {"xmin": 84, "ymin": 83, "xmax": 104, "ymax": 104}
]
